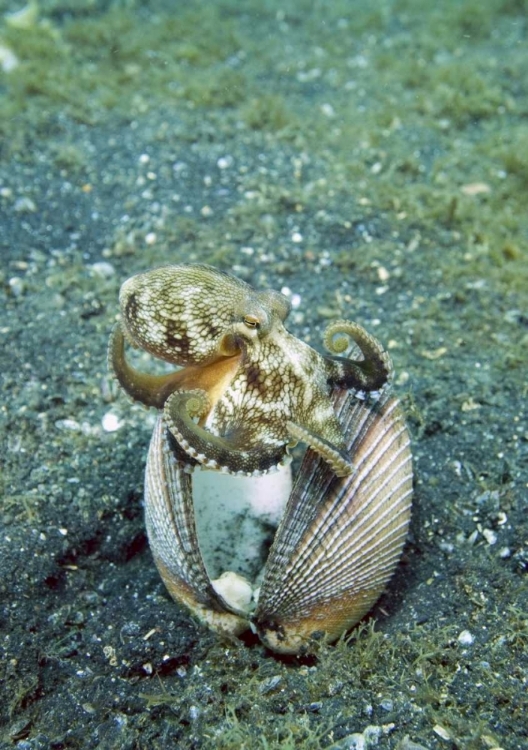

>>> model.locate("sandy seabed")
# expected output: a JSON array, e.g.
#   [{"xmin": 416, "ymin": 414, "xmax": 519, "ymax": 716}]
[{"xmin": 1, "ymin": 1, "xmax": 527, "ymax": 748}]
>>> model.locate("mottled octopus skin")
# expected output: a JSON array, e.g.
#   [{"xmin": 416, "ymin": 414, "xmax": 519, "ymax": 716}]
[{"xmin": 109, "ymin": 263, "xmax": 392, "ymax": 477}]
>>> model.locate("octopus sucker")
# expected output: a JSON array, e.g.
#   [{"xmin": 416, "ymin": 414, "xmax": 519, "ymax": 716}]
[{"xmin": 110, "ymin": 263, "xmax": 413, "ymax": 653}]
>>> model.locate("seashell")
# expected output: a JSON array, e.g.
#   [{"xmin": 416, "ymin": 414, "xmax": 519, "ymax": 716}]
[{"xmin": 144, "ymin": 386, "xmax": 412, "ymax": 654}]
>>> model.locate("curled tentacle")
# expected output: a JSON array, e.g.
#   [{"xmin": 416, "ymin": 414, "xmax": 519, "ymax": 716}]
[
  {"xmin": 323, "ymin": 320, "xmax": 393, "ymax": 393},
  {"xmin": 108, "ymin": 323, "xmax": 242, "ymax": 410},
  {"xmin": 164, "ymin": 389, "xmax": 291, "ymax": 476},
  {"xmin": 109, "ymin": 324, "xmax": 188, "ymax": 408}
]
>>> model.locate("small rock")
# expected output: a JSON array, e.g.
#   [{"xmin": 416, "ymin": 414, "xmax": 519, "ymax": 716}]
[
  {"xmin": 482, "ymin": 529, "xmax": 498, "ymax": 545},
  {"xmin": 102, "ymin": 412, "xmax": 123, "ymax": 433},
  {"xmin": 14, "ymin": 196, "xmax": 37, "ymax": 213},
  {"xmin": 0, "ymin": 44, "xmax": 19, "ymax": 73},
  {"xmin": 259, "ymin": 675, "xmax": 282, "ymax": 694},
  {"xmin": 433, "ymin": 724, "xmax": 451, "ymax": 741},
  {"xmin": 8, "ymin": 277, "xmax": 26, "ymax": 297},
  {"xmin": 395, "ymin": 736, "xmax": 431, "ymax": 750},
  {"xmin": 90, "ymin": 261, "xmax": 115, "ymax": 279},
  {"xmin": 458, "ymin": 630, "xmax": 474, "ymax": 646}
]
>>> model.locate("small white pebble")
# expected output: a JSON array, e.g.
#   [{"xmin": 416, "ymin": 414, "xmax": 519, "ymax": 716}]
[
  {"xmin": 14, "ymin": 196, "xmax": 37, "ymax": 213},
  {"xmin": 139, "ymin": 153, "xmax": 150, "ymax": 164},
  {"xmin": 291, "ymin": 232, "xmax": 303, "ymax": 243},
  {"xmin": 499, "ymin": 546, "xmax": 511, "ymax": 559},
  {"xmin": 55, "ymin": 418, "xmax": 81, "ymax": 432},
  {"xmin": 145, "ymin": 232, "xmax": 157, "ymax": 245},
  {"xmin": 8, "ymin": 277, "xmax": 25, "ymax": 297},
  {"xmin": 433, "ymin": 724, "xmax": 451, "ymax": 741},
  {"xmin": 102, "ymin": 412, "xmax": 123, "ymax": 433},
  {"xmin": 89, "ymin": 261, "xmax": 115, "ymax": 279},
  {"xmin": 320, "ymin": 103, "xmax": 335, "ymax": 117},
  {"xmin": 467, "ymin": 529, "xmax": 479, "ymax": 545},
  {"xmin": 200, "ymin": 205, "xmax": 213, "ymax": 217},
  {"xmin": 0, "ymin": 44, "xmax": 19, "ymax": 73},
  {"xmin": 458, "ymin": 630, "xmax": 474, "ymax": 646},
  {"xmin": 483, "ymin": 529, "xmax": 498, "ymax": 545},
  {"xmin": 280, "ymin": 287, "xmax": 301, "ymax": 308},
  {"xmin": 217, "ymin": 155, "xmax": 233, "ymax": 169}
]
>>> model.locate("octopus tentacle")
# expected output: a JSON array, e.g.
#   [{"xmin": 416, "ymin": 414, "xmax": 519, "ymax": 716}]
[
  {"xmin": 164, "ymin": 389, "xmax": 291, "ymax": 476},
  {"xmin": 323, "ymin": 320, "xmax": 393, "ymax": 393},
  {"xmin": 109, "ymin": 324, "xmax": 189, "ymax": 409},
  {"xmin": 109, "ymin": 324, "xmax": 243, "ymax": 410},
  {"xmin": 287, "ymin": 421, "xmax": 354, "ymax": 477}
]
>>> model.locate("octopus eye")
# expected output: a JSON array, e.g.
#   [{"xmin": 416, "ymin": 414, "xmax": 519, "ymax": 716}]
[{"xmin": 243, "ymin": 314, "xmax": 260, "ymax": 329}]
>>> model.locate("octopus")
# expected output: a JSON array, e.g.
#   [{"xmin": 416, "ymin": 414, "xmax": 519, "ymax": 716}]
[{"xmin": 109, "ymin": 263, "xmax": 393, "ymax": 477}]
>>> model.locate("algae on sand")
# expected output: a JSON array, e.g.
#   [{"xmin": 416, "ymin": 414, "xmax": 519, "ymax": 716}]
[{"xmin": 0, "ymin": 0, "xmax": 526, "ymax": 748}]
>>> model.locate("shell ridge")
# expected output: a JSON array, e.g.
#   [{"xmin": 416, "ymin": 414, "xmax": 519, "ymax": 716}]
[
  {"xmin": 146, "ymin": 417, "xmax": 209, "ymax": 593},
  {"xmin": 265, "ymin": 449, "xmax": 412, "ymax": 604},
  {"xmin": 293, "ymin": 503, "xmax": 413, "ymax": 600},
  {"xmin": 257, "ymin": 392, "xmax": 412, "ymax": 625},
  {"xmin": 258, "ymin": 393, "xmax": 403, "ymax": 574},
  {"xmin": 300, "ymin": 485, "xmax": 412, "ymax": 587},
  {"xmin": 265, "ymin": 415, "xmax": 411, "ymax": 586},
  {"xmin": 266, "ymin": 509, "xmax": 408, "ymax": 608},
  {"xmin": 257, "ymin": 515, "xmax": 411, "ymax": 618}
]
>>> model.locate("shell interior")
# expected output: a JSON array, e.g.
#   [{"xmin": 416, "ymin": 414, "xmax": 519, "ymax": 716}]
[{"xmin": 193, "ymin": 465, "xmax": 292, "ymax": 607}]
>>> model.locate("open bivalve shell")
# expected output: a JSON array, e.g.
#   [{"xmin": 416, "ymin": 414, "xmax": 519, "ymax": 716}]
[{"xmin": 145, "ymin": 387, "xmax": 413, "ymax": 655}]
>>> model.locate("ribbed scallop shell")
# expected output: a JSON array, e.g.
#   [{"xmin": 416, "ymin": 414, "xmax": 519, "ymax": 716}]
[
  {"xmin": 144, "ymin": 387, "xmax": 412, "ymax": 654},
  {"xmin": 253, "ymin": 389, "xmax": 413, "ymax": 653}
]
